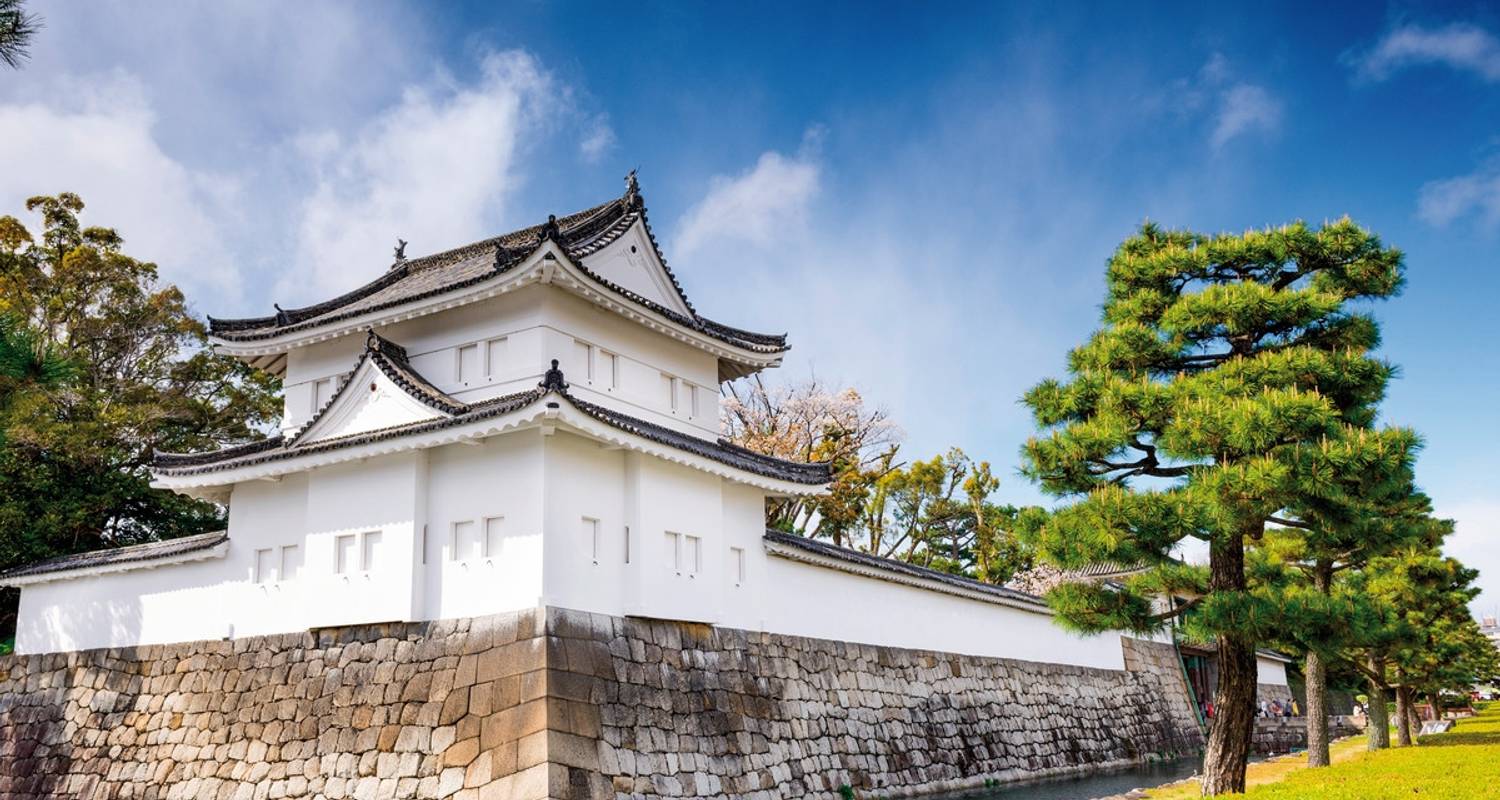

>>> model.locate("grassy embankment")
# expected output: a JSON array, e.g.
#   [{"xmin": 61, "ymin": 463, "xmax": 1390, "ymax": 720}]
[{"xmin": 1146, "ymin": 703, "xmax": 1500, "ymax": 799}]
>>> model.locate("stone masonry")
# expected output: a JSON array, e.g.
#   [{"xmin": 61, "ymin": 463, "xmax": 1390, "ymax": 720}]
[{"xmin": 0, "ymin": 608, "xmax": 1206, "ymax": 799}]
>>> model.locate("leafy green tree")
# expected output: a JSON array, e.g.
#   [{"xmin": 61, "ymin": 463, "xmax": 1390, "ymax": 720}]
[
  {"xmin": 0, "ymin": 193, "xmax": 280, "ymax": 637},
  {"xmin": 0, "ymin": 0, "xmax": 39, "ymax": 70},
  {"xmin": 1353, "ymin": 548, "xmax": 1492, "ymax": 747},
  {"xmin": 1254, "ymin": 453, "xmax": 1440, "ymax": 766},
  {"xmin": 1019, "ymin": 219, "xmax": 1405, "ymax": 794}
]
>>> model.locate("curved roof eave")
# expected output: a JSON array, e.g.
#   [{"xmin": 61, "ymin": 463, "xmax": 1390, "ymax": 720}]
[{"xmin": 209, "ymin": 242, "xmax": 788, "ymax": 376}]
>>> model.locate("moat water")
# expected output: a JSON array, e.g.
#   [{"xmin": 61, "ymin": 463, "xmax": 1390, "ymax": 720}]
[{"xmin": 930, "ymin": 756, "xmax": 1203, "ymax": 800}]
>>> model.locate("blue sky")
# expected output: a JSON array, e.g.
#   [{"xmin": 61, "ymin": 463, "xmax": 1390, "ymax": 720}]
[{"xmin": 2, "ymin": 2, "xmax": 1498, "ymax": 610}]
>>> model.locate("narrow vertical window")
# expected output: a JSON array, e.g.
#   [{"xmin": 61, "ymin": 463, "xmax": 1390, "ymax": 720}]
[
  {"xmin": 573, "ymin": 340, "xmax": 594, "ymax": 383},
  {"xmin": 484, "ymin": 337, "xmax": 508, "ymax": 378},
  {"xmin": 361, "ymin": 531, "xmax": 382, "ymax": 571},
  {"xmin": 334, "ymin": 534, "xmax": 356, "ymax": 575},
  {"xmin": 689, "ymin": 383, "xmax": 701, "ymax": 419},
  {"xmin": 420, "ymin": 525, "xmax": 429, "ymax": 565},
  {"xmin": 457, "ymin": 344, "xmax": 480, "ymax": 384},
  {"xmin": 665, "ymin": 531, "xmax": 681, "ymax": 574},
  {"xmin": 582, "ymin": 517, "xmax": 600, "ymax": 564},
  {"xmin": 623, "ymin": 525, "xmax": 631, "ymax": 564},
  {"xmin": 484, "ymin": 516, "xmax": 504, "ymax": 559},
  {"xmin": 731, "ymin": 546, "xmax": 745, "ymax": 586},
  {"xmin": 452, "ymin": 520, "xmax": 476, "ymax": 562},
  {"xmin": 254, "ymin": 548, "xmax": 275, "ymax": 584},
  {"xmin": 684, "ymin": 535, "xmax": 702, "ymax": 577},
  {"xmin": 311, "ymin": 377, "xmax": 337, "ymax": 413},
  {"xmin": 601, "ymin": 351, "xmax": 619, "ymax": 390},
  {"xmin": 662, "ymin": 374, "xmax": 680, "ymax": 412},
  {"xmin": 280, "ymin": 544, "xmax": 302, "ymax": 580}
]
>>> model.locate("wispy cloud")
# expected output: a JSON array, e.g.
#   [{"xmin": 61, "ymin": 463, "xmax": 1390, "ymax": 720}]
[
  {"xmin": 1211, "ymin": 84, "xmax": 1283, "ymax": 149},
  {"xmin": 1418, "ymin": 158, "xmax": 1500, "ymax": 229},
  {"xmin": 1165, "ymin": 53, "xmax": 1282, "ymax": 149},
  {"xmin": 289, "ymin": 51, "xmax": 566, "ymax": 300},
  {"xmin": 1350, "ymin": 22, "xmax": 1500, "ymax": 83},
  {"xmin": 579, "ymin": 114, "xmax": 616, "ymax": 164},
  {"xmin": 674, "ymin": 130, "xmax": 823, "ymax": 258}
]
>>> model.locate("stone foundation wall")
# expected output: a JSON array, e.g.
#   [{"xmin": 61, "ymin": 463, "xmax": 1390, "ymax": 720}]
[
  {"xmin": 0, "ymin": 609, "xmax": 1206, "ymax": 800},
  {"xmin": 552, "ymin": 610, "xmax": 1204, "ymax": 799},
  {"xmin": 1250, "ymin": 717, "xmax": 1362, "ymax": 754},
  {"xmin": 0, "ymin": 610, "xmax": 552, "ymax": 800}
]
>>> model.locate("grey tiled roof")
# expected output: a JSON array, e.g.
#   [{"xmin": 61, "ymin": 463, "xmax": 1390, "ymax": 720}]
[
  {"xmin": 208, "ymin": 183, "xmax": 787, "ymax": 354},
  {"xmin": 154, "ymin": 359, "xmax": 830, "ymax": 485},
  {"xmin": 0, "ymin": 531, "xmax": 228, "ymax": 582},
  {"xmin": 763, "ymin": 530, "xmax": 1048, "ymax": 608}
]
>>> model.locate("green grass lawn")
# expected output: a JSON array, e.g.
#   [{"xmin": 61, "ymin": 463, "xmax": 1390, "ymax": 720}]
[{"xmin": 1147, "ymin": 703, "xmax": 1500, "ymax": 799}]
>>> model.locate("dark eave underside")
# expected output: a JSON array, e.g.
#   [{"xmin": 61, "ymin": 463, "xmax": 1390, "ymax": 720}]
[
  {"xmin": 208, "ymin": 189, "xmax": 787, "ymax": 355},
  {"xmin": 154, "ymin": 391, "xmax": 830, "ymax": 485},
  {"xmin": 0, "ymin": 531, "xmax": 228, "ymax": 581},
  {"xmin": 763, "ymin": 530, "xmax": 1049, "ymax": 608}
]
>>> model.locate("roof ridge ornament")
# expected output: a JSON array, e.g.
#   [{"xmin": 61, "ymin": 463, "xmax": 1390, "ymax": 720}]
[
  {"xmin": 624, "ymin": 168, "xmax": 642, "ymax": 208},
  {"xmin": 538, "ymin": 214, "xmax": 561, "ymax": 244},
  {"xmin": 273, "ymin": 303, "xmax": 290, "ymax": 326},
  {"xmin": 539, "ymin": 359, "xmax": 568, "ymax": 392},
  {"xmin": 392, "ymin": 238, "xmax": 408, "ymax": 268}
]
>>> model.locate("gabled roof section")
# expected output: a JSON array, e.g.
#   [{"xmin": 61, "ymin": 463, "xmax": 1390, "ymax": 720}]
[
  {"xmin": 207, "ymin": 173, "xmax": 787, "ymax": 360},
  {"xmin": 0, "ymin": 531, "xmax": 229, "ymax": 587},
  {"xmin": 288, "ymin": 331, "xmax": 462, "ymax": 446},
  {"xmin": 153, "ymin": 360, "xmax": 830, "ymax": 489}
]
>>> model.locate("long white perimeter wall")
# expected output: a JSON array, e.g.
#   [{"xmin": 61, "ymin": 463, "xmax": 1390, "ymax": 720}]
[{"xmin": 19, "ymin": 428, "xmax": 1178, "ymax": 676}]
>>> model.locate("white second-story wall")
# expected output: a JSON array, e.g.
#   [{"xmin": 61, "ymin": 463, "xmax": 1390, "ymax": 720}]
[{"xmin": 277, "ymin": 287, "xmax": 722, "ymax": 440}]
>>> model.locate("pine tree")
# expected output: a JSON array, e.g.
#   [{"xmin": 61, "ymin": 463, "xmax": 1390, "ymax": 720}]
[
  {"xmin": 1352, "ymin": 548, "xmax": 1492, "ymax": 747},
  {"xmin": 1019, "ymin": 219, "xmax": 1404, "ymax": 794},
  {"xmin": 1256, "ymin": 455, "xmax": 1442, "ymax": 765}
]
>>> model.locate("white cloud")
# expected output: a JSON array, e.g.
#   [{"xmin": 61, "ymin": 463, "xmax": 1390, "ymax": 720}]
[
  {"xmin": 1418, "ymin": 160, "xmax": 1500, "ymax": 229},
  {"xmin": 0, "ymin": 70, "xmax": 243, "ymax": 302},
  {"xmin": 1211, "ymin": 84, "xmax": 1282, "ymax": 149},
  {"xmin": 288, "ymin": 51, "xmax": 563, "ymax": 300},
  {"xmin": 674, "ymin": 138, "xmax": 822, "ymax": 258},
  {"xmin": 1352, "ymin": 22, "xmax": 1500, "ymax": 83},
  {"xmin": 579, "ymin": 115, "xmax": 616, "ymax": 164}
]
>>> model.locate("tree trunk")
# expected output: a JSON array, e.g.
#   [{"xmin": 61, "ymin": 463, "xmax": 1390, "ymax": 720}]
[
  {"xmin": 1366, "ymin": 655, "xmax": 1390, "ymax": 751},
  {"xmin": 1304, "ymin": 649, "xmax": 1330, "ymax": 766},
  {"xmin": 1200, "ymin": 530, "xmax": 1256, "ymax": 796},
  {"xmin": 1304, "ymin": 563, "xmax": 1332, "ymax": 767},
  {"xmin": 1404, "ymin": 687, "xmax": 1423, "ymax": 743},
  {"xmin": 1394, "ymin": 683, "xmax": 1413, "ymax": 746}
]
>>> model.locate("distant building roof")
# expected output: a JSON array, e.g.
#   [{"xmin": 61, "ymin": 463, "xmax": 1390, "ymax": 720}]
[{"xmin": 0, "ymin": 531, "xmax": 229, "ymax": 586}]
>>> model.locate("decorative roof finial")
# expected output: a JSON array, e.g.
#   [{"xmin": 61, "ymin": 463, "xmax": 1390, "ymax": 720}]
[
  {"xmin": 538, "ymin": 214, "xmax": 561, "ymax": 243},
  {"xmin": 273, "ymin": 303, "xmax": 290, "ymax": 326},
  {"xmin": 394, "ymin": 239, "xmax": 408, "ymax": 261},
  {"xmin": 365, "ymin": 328, "xmax": 382, "ymax": 351},
  {"xmin": 539, "ymin": 358, "xmax": 568, "ymax": 392},
  {"xmin": 624, "ymin": 168, "xmax": 640, "ymax": 206}
]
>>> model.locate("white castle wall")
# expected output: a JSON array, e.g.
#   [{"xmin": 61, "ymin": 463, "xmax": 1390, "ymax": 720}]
[
  {"xmin": 15, "ymin": 427, "xmax": 1156, "ymax": 679},
  {"xmin": 280, "ymin": 288, "xmax": 720, "ymax": 441}
]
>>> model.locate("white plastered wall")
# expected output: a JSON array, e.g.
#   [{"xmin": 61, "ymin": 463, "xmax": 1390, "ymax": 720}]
[
  {"xmin": 20, "ymin": 426, "xmax": 1126, "ymax": 672},
  {"xmin": 421, "ymin": 433, "xmax": 545, "ymax": 620},
  {"xmin": 279, "ymin": 286, "xmax": 722, "ymax": 440},
  {"xmin": 1257, "ymin": 655, "xmax": 1290, "ymax": 686}
]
